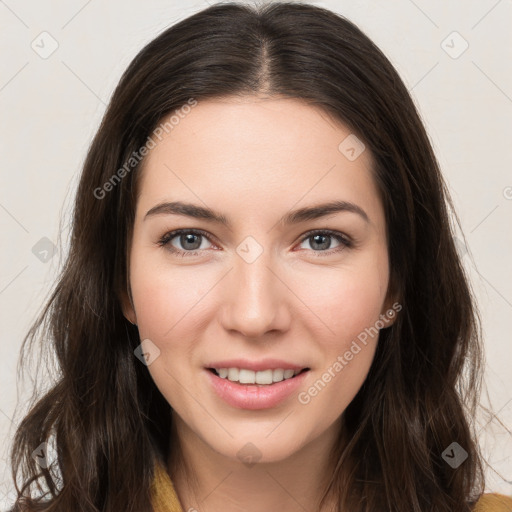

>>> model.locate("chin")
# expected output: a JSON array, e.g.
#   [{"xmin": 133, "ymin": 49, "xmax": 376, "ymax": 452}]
[{"xmin": 204, "ymin": 427, "xmax": 314, "ymax": 466}]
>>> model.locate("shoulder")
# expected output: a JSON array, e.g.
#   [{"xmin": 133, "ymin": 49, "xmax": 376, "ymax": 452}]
[{"xmin": 473, "ymin": 493, "xmax": 512, "ymax": 511}]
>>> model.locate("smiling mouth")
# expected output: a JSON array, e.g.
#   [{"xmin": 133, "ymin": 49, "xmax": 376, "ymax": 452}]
[{"xmin": 207, "ymin": 367, "xmax": 310, "ymax": 385}]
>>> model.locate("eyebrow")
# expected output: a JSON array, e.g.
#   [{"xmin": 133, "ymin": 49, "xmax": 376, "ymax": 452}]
[{"xmin": 144, "ymin": 200, "xmax": 370, "ymax": 227}]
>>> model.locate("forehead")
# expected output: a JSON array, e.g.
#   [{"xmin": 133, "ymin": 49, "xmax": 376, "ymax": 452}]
[{"xmin": 135, "ymin": 96, "xmax": 384, "ymax": 229}]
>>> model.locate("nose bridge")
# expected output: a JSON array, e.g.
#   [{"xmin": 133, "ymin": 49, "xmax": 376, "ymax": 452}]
[{"xmin": 221, "ymin": 244, "xmax": 287, "ymax": 337}]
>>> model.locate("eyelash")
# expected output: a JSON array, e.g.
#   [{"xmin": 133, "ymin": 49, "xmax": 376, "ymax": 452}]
[{"xmin": 156, "ymin": 228, "xmax": 353, "ymax": 258}]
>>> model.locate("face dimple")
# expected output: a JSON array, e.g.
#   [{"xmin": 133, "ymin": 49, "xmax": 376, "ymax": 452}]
[{"xmin": 126, "ymin": 95, "xmax": 391, "ymax": 464}]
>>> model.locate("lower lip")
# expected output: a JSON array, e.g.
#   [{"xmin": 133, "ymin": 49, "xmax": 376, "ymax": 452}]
[{"xmin": 205, "ymin": 369, "xmax": 309, "ymax": 410}]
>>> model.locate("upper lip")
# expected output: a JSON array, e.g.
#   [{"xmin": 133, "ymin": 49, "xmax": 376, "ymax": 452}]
[{"xmin": 204, "ymin": 358, "xmax": 309, "ymax": 372}]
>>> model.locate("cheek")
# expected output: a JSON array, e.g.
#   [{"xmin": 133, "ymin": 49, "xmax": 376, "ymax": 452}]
[
  {"xmin": 290, "ymin": 256, "xmax": 387, "ymax": 346},
  {"xmin": 307, "ymin": 276, "xmax": 381, "ymax": 363},
  {"xmin": 291, "ymin": 256, "xmax": 385, "ymax": 418},
  {"xmin": 295, "ymin": 277, "xmax": 382, "ymax": 427},
  {"xmin": 129, "ymin": 252, "xmax": 212, "ymax": 341},
  {"xmin": 299, "ymin": 338, "xmax": 377, "ymax": 439},
  {"xmin": 128, "ymin": 254, "xmax": 210, "ymax": 411}
]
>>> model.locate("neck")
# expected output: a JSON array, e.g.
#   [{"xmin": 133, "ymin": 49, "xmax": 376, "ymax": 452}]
[{"xmin": 168, "ymin": 416, "xmax": 342, "ymax": 512}]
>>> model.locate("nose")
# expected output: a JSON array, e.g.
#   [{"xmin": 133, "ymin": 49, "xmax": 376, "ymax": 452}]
[{"xmin": 219, "ymin": 252, "xmax": 291, "ymax": 339}]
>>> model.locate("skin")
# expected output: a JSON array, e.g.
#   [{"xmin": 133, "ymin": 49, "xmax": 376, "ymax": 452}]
[{"xmin": 122, "ymin": 95, "xmax": 396, "ymax": 511}]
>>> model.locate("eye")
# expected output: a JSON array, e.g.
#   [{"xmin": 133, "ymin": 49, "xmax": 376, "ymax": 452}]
[
  {"xmin": 157, "ymin": 228, "xmax": 353, "ymax": 258},
  {"xmin": 296, "ymin": 229, "xmax": 352, "ymax": 256},
  {"xmin": 157, "ymin": 229, "xmax": 215, "ymax": 257}
]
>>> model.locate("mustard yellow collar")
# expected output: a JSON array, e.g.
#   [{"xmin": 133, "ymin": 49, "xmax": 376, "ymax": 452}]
[
  {"xmin": 150, "ymin": 458, "xmax": 512, "ymax": 512},
  {"xmin": 150, "ymin": 459, "xmax": 184, "ymax": 512}
]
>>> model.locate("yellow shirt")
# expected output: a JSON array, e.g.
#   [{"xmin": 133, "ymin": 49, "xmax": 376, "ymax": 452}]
[{"xmin": 150, "ymin": 459, "xmax": 512, "ymax": 512}]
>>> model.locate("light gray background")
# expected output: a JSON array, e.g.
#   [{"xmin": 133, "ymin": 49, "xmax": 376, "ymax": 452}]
[{"xmin": 1, "ymin": 0, "xmax": 511, "ymax": 506}]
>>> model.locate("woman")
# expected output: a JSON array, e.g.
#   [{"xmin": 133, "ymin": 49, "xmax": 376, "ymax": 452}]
[{"xmin": 8, "ymin": 2, "xmax": 512, "ymax": 511}]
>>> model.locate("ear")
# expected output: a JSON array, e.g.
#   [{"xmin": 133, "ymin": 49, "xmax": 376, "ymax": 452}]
[
  {"xmin": 119, "ymin": 284, "xmax": 137, "ymax": 326},
  {"xmin": 379, "ymin": 292, "xmax": 402, "ymax": 329}
]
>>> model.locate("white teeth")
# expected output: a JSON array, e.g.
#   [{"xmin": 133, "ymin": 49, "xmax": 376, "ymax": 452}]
[
  {"xmin": 227, "ymin": 368, "xmax": 239, "ymax": 381},
  {"xmin": 272, "ymin": 368, "xmax": 284, "ymax": 382},
  {"xmin": 217, "ymin": 368, "xmax": 228, "ymax": 378},
  {"xmin": 256, "ymin": 369, "xmax": 273, "ymax": 385},
  {"xmin": 239, "ymin": 369, "xmax": 256, "ymax": 384},
  {"xmin": 213, "ymin": 367, "xmax": 304, "ymax": 384}
]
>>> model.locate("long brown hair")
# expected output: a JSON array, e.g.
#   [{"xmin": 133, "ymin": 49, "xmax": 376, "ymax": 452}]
[{"xmin": 9, "ymin": 2, "xmax": 488, "ymax": 510}]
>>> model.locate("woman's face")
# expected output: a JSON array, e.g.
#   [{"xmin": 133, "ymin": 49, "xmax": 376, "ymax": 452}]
[{"xmin": 124, "ymin": 95, "xmax": 395, "ymax": 463}]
